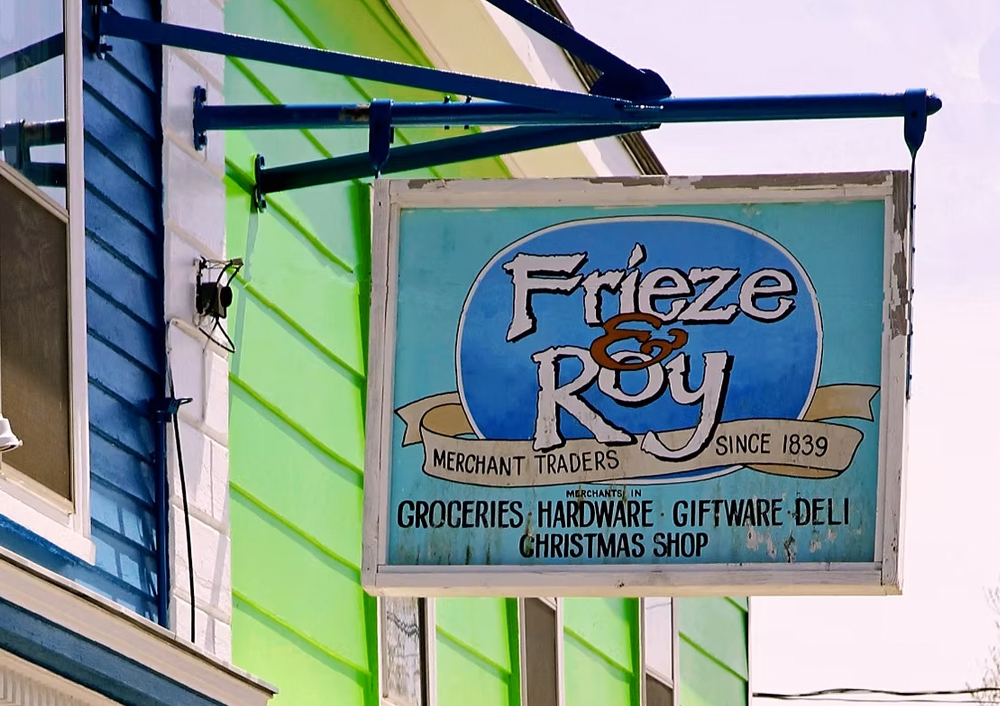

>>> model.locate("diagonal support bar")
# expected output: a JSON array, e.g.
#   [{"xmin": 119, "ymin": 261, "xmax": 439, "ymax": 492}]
[
  {"xmin": 96, "ymin": 9, "xmax": 625, "ymax": 118},
  {"xmin": 255, "ymin": 123, "xmax": 648, "ymax": 195},
  {"xmin": 1, "ymin": 120, "xmax": 67, "ymax": 178},
  {"xmin": 0, "ymin": 34, "xmax": 64, "ymax": 81},
  {"xmin": 481, "ymin": 0, "xmax": 670, "ymax": 101},
  {"xmin": 227, "ymin": 89, "xmax": 941, "ymax": 201},
  {"xmin": 482, "ymin": 0, "xmax": 641, "ymax": 81}
]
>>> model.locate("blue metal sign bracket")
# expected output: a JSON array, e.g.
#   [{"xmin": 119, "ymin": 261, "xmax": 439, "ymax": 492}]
[{"xmin": 87, "ymin": 0, "xmax": 942, "ymax": 205}]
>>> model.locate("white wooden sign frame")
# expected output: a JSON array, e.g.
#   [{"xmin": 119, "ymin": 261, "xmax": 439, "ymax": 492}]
[{"xmin": 362, "ymin": 172, "xmax": 909, "ymax": 597}]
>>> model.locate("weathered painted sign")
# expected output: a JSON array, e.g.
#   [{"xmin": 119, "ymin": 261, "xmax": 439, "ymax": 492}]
[{"xmin": 363, "ymin": 173, "xmax": 909, "ymax": 596}]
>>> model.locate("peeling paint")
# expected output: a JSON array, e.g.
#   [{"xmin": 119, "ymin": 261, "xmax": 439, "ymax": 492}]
[
  {"xmin": 585, "ymin": 176, "xmax": 668, "ymax": 187},
  {"xmin": 892, "ymin": 170, "xmax": 910, "ymax": 238},
  {"xmin": 765, "ymin": 534, "xmax": 777, "ymax": 559},
  {"xmin": 889, "ymin": 170, "xmax": 913, "ymax": 339},
  {"xmin": 889, "ymin": 246, "xmax": 910, "ymax": 337},
  {"xmin": 688, "ymin": 171, "xmax": 889, "ymax": 190},
  {"xmin": 406, "ymin": 179, "xmax": 446, "ymax": 189},
  {"xmin": 783, "ymin": 533, "xmax": 797, "ymax": 563},
  {"xmin": 809, "ymin": 529, "xmax": 822, "ymax": 552}
]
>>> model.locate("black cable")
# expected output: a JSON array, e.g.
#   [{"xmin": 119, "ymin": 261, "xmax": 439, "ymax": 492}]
[
  {"xmin": 768, "ymin": 696, "xmax": 989, "ymax": 706},
  {"xmin": 755, "ymin": 687, "xmax": 1000, "ymax": 700},
  {"xmin": 196, "ymin": 258, "xmax": 242, "ymax": 354},
  {"xmin": 205, "ymin": 316, "xmax": 237, "ymax": 354},
  {"xmin": 167, "ymin": 369, "xmax": 196, "ymax": 643}
]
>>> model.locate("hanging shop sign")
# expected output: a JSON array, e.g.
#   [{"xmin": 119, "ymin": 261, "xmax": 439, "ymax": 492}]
[{"xmin": 362, "ymin": 173, "xmax": 910, "ymax": 596}]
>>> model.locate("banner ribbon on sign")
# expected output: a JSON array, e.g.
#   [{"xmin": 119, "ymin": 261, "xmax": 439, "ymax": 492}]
[{"xmin": 396, "ymin": 384, "xmax": 878, "ymax": 486}]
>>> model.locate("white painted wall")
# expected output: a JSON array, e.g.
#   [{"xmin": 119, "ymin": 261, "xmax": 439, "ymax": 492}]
[{"xmin": 161, "ymin": 0, "xmax": 232, "ymax": 659}]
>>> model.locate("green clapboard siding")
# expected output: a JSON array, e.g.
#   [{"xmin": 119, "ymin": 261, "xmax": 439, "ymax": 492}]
[
  {"xmin": 225, "ymin": 1, "xmax": 508, "ymax": 706},
  {"xmin": 563, "ymin": 598, "xmax": 637, "ymax": 673},
  {"xmin": 226, "ymin": 4, "xmax": 750, "ymax": 706},
  {"xmin": 564, "ymin": 634, "xmax": 634, "ymax": 706},
  {"xmin": 437, "ymin": 637, "xmax": 512, "ymax": 706},
  {"xmin": 436, "ymin": 598, "xmax": 519, "ymax": 706},
  {"xmin": 563, "ymin": 598, "xmax": 639, "ymax": 706},
  {"xmin": 678, "ymin": 598, "xmax": 749, "ymax": 706},
  {"xmin": 233, "ymin": 595, "xmax": 368, "ymax": 705}
]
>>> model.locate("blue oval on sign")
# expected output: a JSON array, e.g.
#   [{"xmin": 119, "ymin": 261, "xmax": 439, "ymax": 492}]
[{"xmin": 456, "ymin": 216, "xmax": 822, "ymax": 483}]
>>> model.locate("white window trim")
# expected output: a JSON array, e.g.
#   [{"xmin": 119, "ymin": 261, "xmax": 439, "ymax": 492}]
[
  {"xmin": 0, "ymin": 0, "xmax": 92, "ymax": 564},
  {"xmin": 377, "ymin": 596, "xmax": 437, "ymax": 706},
  {"xmin": 745, "ymin": 597, "xmax": 753, "ymax": 706},
  {"xmin": 423, "ymin": 598, "xmax": 437, "ymax": 706},
  {"xmin": 518, "ymin": 597, "xmax": 565, "ymax": 706},
  {"xmin": 639, "ymin": 598, "xmax": 679, "ymax": 706}
]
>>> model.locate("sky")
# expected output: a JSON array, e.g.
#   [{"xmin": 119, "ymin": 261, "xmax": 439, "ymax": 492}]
[{"xmin": 556, "ymin": 1, "xmax": 1000, "ymax": 704}]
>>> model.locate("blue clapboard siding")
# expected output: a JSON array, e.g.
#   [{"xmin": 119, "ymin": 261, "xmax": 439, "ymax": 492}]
[
  {"xmin": 78, "ymin": 0, "xmax": 164, "ymax": 622},
  {"xmin": 0, "ymin": 0, "xmax": 165, "ymax": 623}
]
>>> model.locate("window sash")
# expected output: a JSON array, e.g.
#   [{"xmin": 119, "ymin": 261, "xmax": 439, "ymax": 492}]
[
  {"xmin": 640, "ymin": 598, "xmax": 678, "ymax": 706},
  {"xmin": 644, "ymin": 673, "xmax": 674, "ymax": 706},
  {"xmin": 0, "ymin": 0, "xmax": 90, "ymax": 561},
  {"xmin": 519, "ymin": 597, "xmax": 564, "ymax": 706},
  {"xmin": 379, "ymin": 597, "xmax": 436, "ymax": 706},
  {"xmin": 0, "ymin": 165, "xmax": 73, "ymax": 500},
  {"xmin": 0, "ymin": 0, "xmax": 68, "ymax": 204}
]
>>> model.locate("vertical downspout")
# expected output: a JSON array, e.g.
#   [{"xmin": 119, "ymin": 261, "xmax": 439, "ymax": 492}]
[
  {"xmin": 152, "ymin": 0, "xmax": 169, "ymax": 630},
  {"xmin": 153, "ymin": 405, "xmax": 170, "ymax": 628}
]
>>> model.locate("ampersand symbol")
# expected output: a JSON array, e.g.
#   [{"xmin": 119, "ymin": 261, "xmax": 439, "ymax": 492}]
[{"xmin": 589, "ymin": 312, "xmax": 688, "ymax": 372}]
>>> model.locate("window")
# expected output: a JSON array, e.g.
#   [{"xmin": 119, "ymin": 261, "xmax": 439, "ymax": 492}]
[
  {"xmin": 380, "ymin": 597, "xmax": 435, "ymax": 706},
  {"xmin": 0, "ymin": 0, "xmax": 67, "ymax": 202},
  {"xmin": 379, "ymin": 596, "xmax": 674, "ymax": 706},
  {"xmin": 641, "ymin": 598, "xmax": 677, "ymax": 706},
  {"xmin": 0, "ymin": 0, "xmax": 89, "ymax": 560},
  {"xmin": 520, "ymin": 597, "xmax": 562, "ymax": 706},
  {"xmin": 0, "ymin": 168, "xmax": 71, "ymax": 496}
]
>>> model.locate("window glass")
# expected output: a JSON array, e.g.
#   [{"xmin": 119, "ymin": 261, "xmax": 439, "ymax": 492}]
[
  {"xmin": 0, "ymin": 171, "xmax": 72, "ymax": 499},
  {"xmin": 645, "ymin": 674, "xmax": 673, "ymax": 706},
  {"xmin": 523, "ymin": 598, "xmax": 559, "ymax": 706},
  {"xmin": 0, "ymin": 0, "xmax": 66, "ymax": 206},
  {"xmin": 644, "ymin": 597, "xmax": 673, "ymax": 684},
  {"xmin": 382, "ymin": 596, "xmax": 427, "ymax": 706}
]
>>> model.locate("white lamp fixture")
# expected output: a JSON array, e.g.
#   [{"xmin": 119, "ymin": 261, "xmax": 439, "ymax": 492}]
[{"xmin": 0, "ymin": 414, "xmax": 22, "ymax": 453}]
